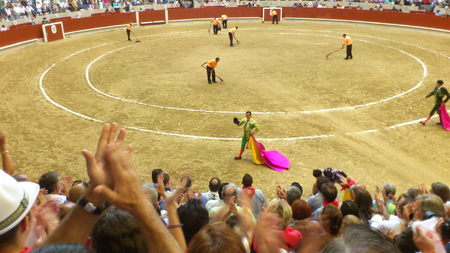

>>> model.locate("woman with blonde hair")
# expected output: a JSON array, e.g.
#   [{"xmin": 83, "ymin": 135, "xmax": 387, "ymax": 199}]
[{"xmin": 253, "ymin": 199, "xmax": 302, "ymax": 252}]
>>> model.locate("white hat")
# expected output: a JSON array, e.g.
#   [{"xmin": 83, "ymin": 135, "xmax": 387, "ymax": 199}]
[{"xmin": 0, "ymin": 170, "xmax": 39, "ymax": 235}]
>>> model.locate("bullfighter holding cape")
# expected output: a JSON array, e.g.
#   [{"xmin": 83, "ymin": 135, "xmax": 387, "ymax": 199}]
[
  {"xmin": 421, "ymin": 79, "xmax": 450, "ymax": 130},
  {"xmin": 234, "ymin": 111, "xmax": 290, "ymax": 172}
]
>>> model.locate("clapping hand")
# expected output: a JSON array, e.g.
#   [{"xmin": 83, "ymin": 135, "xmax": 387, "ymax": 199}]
[{"xmin": 82, "ymin": 123, "xmax": 133, "ymax": 208}]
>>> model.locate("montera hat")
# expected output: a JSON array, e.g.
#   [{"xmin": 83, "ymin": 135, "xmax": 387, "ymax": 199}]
[{"xmin": 0, "ymin": 170, "xmax": 39, "ymax": 235}]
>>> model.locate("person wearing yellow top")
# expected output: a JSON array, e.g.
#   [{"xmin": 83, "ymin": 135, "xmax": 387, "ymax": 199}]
[
  {"xmin": 234, "ymin": 111, "xmax": 260, "ymax": 159},
  {"xmin": 126, "ymin": 22, "xmax": 132, "ymax": 41},
  {"xmin": 201, "ymin": 57, "xmax": 220, "ymax": 84},
  {"xmin": 342, "ymin": 34, "xmax": 353, "ymax": 60},
  {"xmin": 221, "ymin": 14, "xmax": 228, "ymax": 28},
  {"xmin": 228, "ymin": 26, "xmax": 238, "ymax": 47},
  {"xmin": 211, "ymin": 16, "xmax": 220, "ymax": 35},
  {"xmin": 271, "ymin": 9, "xmax": 278, "ymax": 24}
]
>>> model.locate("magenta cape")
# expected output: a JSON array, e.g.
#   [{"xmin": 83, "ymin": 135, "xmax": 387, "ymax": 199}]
[
  {"xmin": 247, "ymin": 136, "xmax": 290, "ymax": 172},
  {"xmin": 438, "ymin": 104, "xmax": 450, "ymax": 131}
]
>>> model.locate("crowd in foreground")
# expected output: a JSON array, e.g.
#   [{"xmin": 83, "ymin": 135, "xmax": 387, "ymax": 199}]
[{"xmin": 1, "ymin": 123, "xmax": 450, "ymax": 253}]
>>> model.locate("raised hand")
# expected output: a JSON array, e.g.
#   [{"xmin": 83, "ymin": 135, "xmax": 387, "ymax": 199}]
[
  {"xmin": 413, "ymin": 226, "xmax": 438, "ymax": 253},
  {"xmin": 81, "ymin": 123, "xmax": 132, "ymax": 207},
  {"xmin": 156, "ymin": 174, "xmax": 167, "ymax": 199},
  {"xmin": 93, "ymin": 141, "xmax": 144, "ymax": 213},
  {"xmin": 36, "ymin": 188, "xmax": 48, "ymax": 206}
]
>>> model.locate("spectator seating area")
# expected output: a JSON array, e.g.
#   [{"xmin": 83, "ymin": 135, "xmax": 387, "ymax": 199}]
[
  {"xmin": 1, "ymin": 124, "xmax": 449, "ymax": 253},
  {"xmin": 4, "ymin": 0, "xmax": 450, "ymax": 31}
]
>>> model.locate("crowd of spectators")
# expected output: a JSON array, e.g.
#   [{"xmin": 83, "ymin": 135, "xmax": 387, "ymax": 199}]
[{"xmin": 1, "ymin": 123, "xmax": 450, "ymax": 253}]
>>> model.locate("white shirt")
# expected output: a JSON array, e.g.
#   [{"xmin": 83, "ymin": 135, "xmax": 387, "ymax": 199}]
[
  {"xmin": 14, "ymin": 6, "xmax": 21, "ymax": 14},
  {"xmin": 371, "ymin": 214, "xmax": 402, "ymax": 234},
  {"xmin": 45, "ymin": 194, "xmax": 67, "ymax": 205},
  {"xmin": 205, "ymin": 199, "xmax": 224, "ymax": 212},
  {"xmin": 1, "ymin": 27, "xmax": 7, "ymax": 31}
]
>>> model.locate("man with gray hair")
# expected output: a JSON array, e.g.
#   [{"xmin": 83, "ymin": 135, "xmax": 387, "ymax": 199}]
[
  {"xmin": 142, "ymin": 183, "xmax": 158, "ymax": 208},
  {"xmin": 394, "ymin": 194, "xmax": 446, "ymax": 253},
  {"xmin": 209, "ymin": 183, "xmax": 256, "ymax": 226},
  {"xmin": 287, "ymin": 186, "xmax": 302, "ymax": 206}
]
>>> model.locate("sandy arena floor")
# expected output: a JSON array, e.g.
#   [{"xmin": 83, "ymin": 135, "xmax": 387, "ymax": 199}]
[{"xmin": 1, "ymin": 20, "xmax": 450, "ymax": 199}]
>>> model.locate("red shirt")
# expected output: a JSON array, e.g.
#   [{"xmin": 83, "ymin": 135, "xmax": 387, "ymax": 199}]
[
  {"xmin": 323, "ymin": 200, "xmax": 339, "ymax": 207},
  {"xmin": 21, "ymin": 247, "xmax": 32, "ymax": 253}
]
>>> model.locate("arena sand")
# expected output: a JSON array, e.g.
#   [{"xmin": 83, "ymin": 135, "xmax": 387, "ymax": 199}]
[{"xmin": 1, "ymin": 20, "xmax": 450, "ymax": 200}]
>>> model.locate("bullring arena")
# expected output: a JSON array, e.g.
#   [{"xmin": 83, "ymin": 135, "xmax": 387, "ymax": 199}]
[{"xmin": 1, "ymin": 5, "xmax": 450, "ymax": 199}]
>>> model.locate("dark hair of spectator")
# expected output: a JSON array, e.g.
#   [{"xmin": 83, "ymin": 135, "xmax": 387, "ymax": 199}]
[
  {"xmin": 291, "ymin": 199, "xmax": 312, "ymax": 220},
  {"xmin": 226, "ymin": 215, "xmax": 240, "ymax": 229},
  {"xmin": 340, "ymin": 200, "xmax": 359, "ymax": 218},
  {"xmin": 316, "ymin": 176, "xmax": 330, "ymax": 193},
  {"xmin": 177, "ymin": 199, "xmax": 209, "ymax": 244},
  {"xmin": 354, "ymin": 190, "xmax": 373, "ymax": 223},
  {"xmin": 245, "ymin": 111, "xmax": 251, "ymax": 115},
  {"xmin": 313, "ymin": 169, "xmax": 322, "ymax": 178},
  {"xmin": 209, "ymin": 177, "xmax": 221, "ymax": 192},
  {"xmin": 91, "ymin": 206, "xmax": 147, "ymax": 253},
  {"xmin": 187, "ymin": 224, "xmax": 246, "ymax": 253},
  {"xmin": 398, "ymin": 196, "xmax": 415, "ymax": 216},
  {"xmin": 438, "ymin": 80, "xmax": 444, "ymax": 85},
  {"xmin": 321, "ymin": 204, "xmax": 343, "ymax": 236},
  {"xmin": 242, "ymin": 174, "xmax": 253, "ymax": 187},
  {"xmin": 322, "ymin": 224, "xmax": 402, "ymax": 253},
  {"xmin": 432, "ymin": 182, "xmax": 450, "ymax": 203},
  {"xmin": 218, "ymin": 183, "xmax": 229, "ymax": 200},
  {"xmin": 30, "ymin": 243, "xmax": 90, "ymax": 253},
  {"xmin": 160, "ymin": 172, "xmax": 170, "ymax": 186},
  {"xmin": 151, "ymin": 169, "xmax": 163, "ymax": 184},
  {"xmin": 407, "ymin": 188, "xmax": 419, "ymax": 198},
  {"xmin": 321, "ymin": 183, "xmax": 338, "ymax": 203},
  {"xmin": 39, "ymin": 171, "xmax": 60, "ymax": 193}
]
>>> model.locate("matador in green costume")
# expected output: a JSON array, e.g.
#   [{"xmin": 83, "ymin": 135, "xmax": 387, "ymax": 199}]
[
  {"xmin": 421, "ymin": 80, "xmax": 450, "ymax": 125},
  {"xmin": 234, "ymin": 111, "xmax": 260, "ymax": 159}
]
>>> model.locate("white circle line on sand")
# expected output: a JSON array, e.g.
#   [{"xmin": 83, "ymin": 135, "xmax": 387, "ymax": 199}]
[
  {"xmin": 39, "ymin": 33, "xmax": 443, "ymax": 141},
  {"xmin": 86, "ymin": 32, "xmax": 427, "ymax": 115}
]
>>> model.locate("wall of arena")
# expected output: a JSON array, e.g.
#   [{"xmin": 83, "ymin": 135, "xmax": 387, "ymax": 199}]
[{"xmin": 1, "ymin": 5, "xmax": 449, "ymax": 49}]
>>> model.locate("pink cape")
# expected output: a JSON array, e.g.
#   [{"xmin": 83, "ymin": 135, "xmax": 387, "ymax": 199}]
[
  {"xmin": 438, "ymin": 104, "xmax": 450, "ymax": 131},
  {"xmin": 248, "ymin": 136, "xmax": 290, "ymax": 172}
]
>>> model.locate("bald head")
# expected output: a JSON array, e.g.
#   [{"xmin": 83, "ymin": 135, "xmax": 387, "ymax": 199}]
[
  {"xmin": 13, "ymin": 173, "xmax": 31, "ymax": 182},
  {"xmin": 69, "ymin": 183, "xmax": 87, "ymax": 202},
  {"xmin": 354, "ymin": 183, "xmax": 366, "ymax": 191}
]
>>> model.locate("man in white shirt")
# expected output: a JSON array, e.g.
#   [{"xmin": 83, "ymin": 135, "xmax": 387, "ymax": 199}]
[
  {"xmin": 201, "ymin": 177, "xmax": 223, "ymax": 211},
  {"xmin": 13, "ymin": 4, "xmax": 22, "ymax": 19},
  {"xmin": 38, "ymin": 171, "xmax": 67, "ymax": 205},
  {"xmin": 371, "ymin": 196, "xmax": 415, "ymax": 234}
]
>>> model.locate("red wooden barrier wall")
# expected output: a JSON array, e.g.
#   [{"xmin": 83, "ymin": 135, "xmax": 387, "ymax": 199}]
[
  {"xmin": 282, "ymin": 8, "xmax": 450, "ymax": 31},
  {"xmin": 0, "ymin": 7, "xmax": 449, "ymax": 49},
  {"xmin": 139, "ymin": 9, "xmax": 166, "ymax": 24}
]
